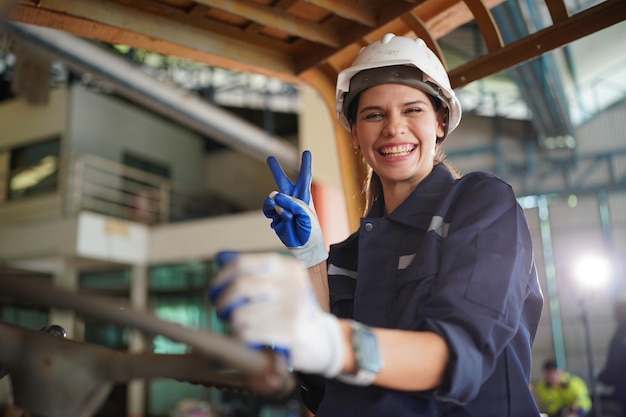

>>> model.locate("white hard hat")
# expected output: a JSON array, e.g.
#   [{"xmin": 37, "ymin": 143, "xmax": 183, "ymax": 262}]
[{"xmin": 336, "ymin": 33, "xmax": 462, "ymax": 140}]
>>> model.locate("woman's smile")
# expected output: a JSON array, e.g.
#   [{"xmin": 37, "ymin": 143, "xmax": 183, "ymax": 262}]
[{"xmin": 378, "ymin": 143, "xmax": 416, "ymax": 158}]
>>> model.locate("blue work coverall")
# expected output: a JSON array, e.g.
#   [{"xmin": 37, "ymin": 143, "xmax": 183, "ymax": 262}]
[{"xmin": 304, "ymin": 163, "xmax": 544, "ymax": 417}]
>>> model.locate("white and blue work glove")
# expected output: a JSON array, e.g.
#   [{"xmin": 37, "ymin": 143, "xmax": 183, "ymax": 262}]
[
  {"xmin": 263, "ymin": 150, "xmax": 328, "ymax": 268},
  {"xmin": 208, "ymin": 251, "xmax": 344, "ymax": 378}
]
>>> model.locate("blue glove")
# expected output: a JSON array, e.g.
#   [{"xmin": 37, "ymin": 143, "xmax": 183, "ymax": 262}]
[{"xmin": 263, "ymin": 151, "xmax": 328, "ymax": 268}]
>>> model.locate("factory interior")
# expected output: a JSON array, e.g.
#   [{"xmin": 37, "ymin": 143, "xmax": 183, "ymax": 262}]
[{"xmin": 0, "ymin": 1, "xmax": 625, "ymax": 416}]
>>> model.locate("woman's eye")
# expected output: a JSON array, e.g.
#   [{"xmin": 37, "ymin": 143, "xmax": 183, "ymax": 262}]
[
  {"xmin": 364, "ymin": 112, "xmax": 384, "ymax": 120},
  {"xmin": 405, "ymin": 107, "xmax": 423, "ymax": 115}
]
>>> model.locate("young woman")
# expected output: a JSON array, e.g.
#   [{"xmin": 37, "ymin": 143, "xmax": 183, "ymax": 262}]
[{"xmin": 211, "ymin": 33, "xmax": 544, "ymax": 416}]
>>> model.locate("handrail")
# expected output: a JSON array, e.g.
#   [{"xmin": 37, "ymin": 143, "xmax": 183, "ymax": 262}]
[
  {"xmin": 0, "ymin": 153, "xmax": 241, "ymax": 226},
  {"xmin": 63, "ymin": 154, "xmax": 237, "ymax": 225}
]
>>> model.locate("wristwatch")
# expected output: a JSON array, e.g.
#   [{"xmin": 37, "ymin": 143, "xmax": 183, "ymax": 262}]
[{"xmin": 337, "ymin": 320, "xmax": 384, "ymax": 386}]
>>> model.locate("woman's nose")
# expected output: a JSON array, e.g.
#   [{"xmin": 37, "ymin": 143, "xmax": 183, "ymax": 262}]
[{"xmin": 382, "ymin": 112, "xmax": 406, "ymax": 137}]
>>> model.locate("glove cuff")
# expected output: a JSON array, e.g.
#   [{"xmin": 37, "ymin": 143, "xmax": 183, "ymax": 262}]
[
  {"xmin": 316, "ymin": 313, "xmax": 345, "ymax": 378},
  {"xmin": 290, "ymin": 244, "xmax": 329, "ymax": 269}
]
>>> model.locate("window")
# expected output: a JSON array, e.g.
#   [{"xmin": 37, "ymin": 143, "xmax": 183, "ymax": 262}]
[
  {"xmin": 0, "ymin": 269, "xmax": 51, "ymax": 330},
  {"xmin": 7, "ymin": 136, "xmax": 60, "ymax": 201},
  {"xmin": 148, "ymin": 261, "xmax": 216, "ymax": 417},
  {"xmin": 80, "ymin": 268, "xmax": 131, "ymax": 351}
]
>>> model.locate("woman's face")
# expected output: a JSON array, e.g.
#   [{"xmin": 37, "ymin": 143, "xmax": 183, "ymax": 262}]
[{"xmin": 351, "ymin": 83, "xmax": 445, "ymax": 190}]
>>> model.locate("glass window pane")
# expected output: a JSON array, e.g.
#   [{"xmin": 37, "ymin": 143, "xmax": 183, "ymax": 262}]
[
  {"xmin": 147, "ymin": 261, "xmax": 217, "ymax": 417},
  {"xmin": 80, "ymin": 269, "xmax": 131, "ymax": 350},
  {"xmin": 8, "ymin": 137, "xmax": 60, "ymax": 200},
  {"xmin": 0, "ymin": 272, "xmax": 51, "ymax": 329}
]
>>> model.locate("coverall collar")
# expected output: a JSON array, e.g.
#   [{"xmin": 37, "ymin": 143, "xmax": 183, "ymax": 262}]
[{"xmin": 368, "ymin": 163, "xmax": 456, "ymax": 229}]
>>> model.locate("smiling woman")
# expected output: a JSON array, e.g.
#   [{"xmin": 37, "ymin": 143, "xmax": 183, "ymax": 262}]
[
  {"xmin": 210, "ymin": 33, "xmax": 545, "ymax": 417},
  {"xmin": 336, "ymin": 34, "xmax": 463, "ymax": 216}
]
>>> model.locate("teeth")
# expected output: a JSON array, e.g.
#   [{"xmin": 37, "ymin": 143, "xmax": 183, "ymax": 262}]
[{"xmin": 380, "ymin": 144, "xmax": 415, "ymax": 156}]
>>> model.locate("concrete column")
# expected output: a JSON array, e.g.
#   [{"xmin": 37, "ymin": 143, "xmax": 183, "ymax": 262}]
[
  {"xmin": 50, "ymin": 262, "xmax": 78, "ymax": 339},
  {"xmin": 127, "ymin": 263, "xmax": 149, "ymax": 417}
]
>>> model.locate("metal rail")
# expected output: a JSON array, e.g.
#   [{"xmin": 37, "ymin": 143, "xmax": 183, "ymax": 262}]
[{"xmin": 0, "ymin": 275, "xmax": 295, "ymax": 417}]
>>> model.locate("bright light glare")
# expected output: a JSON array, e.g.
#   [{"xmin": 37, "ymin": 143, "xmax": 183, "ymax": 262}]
[{"xmin": 573, "ymin": 255, "xmax": 612, "ymax": 290}]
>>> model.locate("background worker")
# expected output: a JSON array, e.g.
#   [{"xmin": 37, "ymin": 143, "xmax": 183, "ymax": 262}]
[{"xmin": 534, "ymin": 359, "xmax": 592, "ymax": 417}]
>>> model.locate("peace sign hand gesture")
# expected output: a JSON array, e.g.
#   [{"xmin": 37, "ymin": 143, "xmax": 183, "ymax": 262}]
[{"xmin": 262, "ymin": 151, "xmax": 328, "ymax": 268}]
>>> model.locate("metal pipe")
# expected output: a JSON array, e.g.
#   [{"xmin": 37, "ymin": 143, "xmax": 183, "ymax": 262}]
[
  {"xmin": 0, "ymin": 274, "xmax": 266, "ymax": 374},
  {"xmin": 2, "ymin": 21, "xmax": 299, "ymax": 172},
  {"xmin": 537, "ymin": 195, "xmax": 568, "ymax": 368},
  {"xmin": 491, "ymin": 2, "xmax": 574, "ymax": 141}
]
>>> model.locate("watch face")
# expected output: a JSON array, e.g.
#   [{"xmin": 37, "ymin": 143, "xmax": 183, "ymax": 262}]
[
  {"xmin": 337, "ymin": 322, "xmax": 383, "ymax": 386},
  {"xmin": 356, "ymin": 326, "xmax": 383, "ymax": 373}
]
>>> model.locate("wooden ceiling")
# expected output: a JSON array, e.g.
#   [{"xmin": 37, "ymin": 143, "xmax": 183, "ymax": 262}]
[
  {"xmin": 4, "ymin": 0, "xmax": 625, "ymax": 87},
  {"xmin": 2, "ymin": 0, "xmax": 626, "ymax": 223}
]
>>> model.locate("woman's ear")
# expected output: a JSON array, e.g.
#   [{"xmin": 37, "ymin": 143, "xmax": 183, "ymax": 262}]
[
  {"xmin": 351, "ymin": 126, "xmax": 360, "ymax": 150},
  {"xmin": 436, "ymin": 108, "xmax": 447, "ymax": 141}
]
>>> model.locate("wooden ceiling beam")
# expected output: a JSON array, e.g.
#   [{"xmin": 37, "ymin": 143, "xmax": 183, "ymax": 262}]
[
  {"xmin": 300, "ymin": 64, "xmax": 367, "ymax": 229},
  {"xmin": 193, "ymin": 0, "xmax": 341, "ymax": 47},
  {"xmin": 545, "ymin": 0, "xmax": 569, "ymax": 24},
  {"xmin": 9, "ymin": 0, "xmax": 297, "ymax": 77},
  {"xmin": 275, "ymin": 0, "xmax": 299, "ymax": 9},
  {"xmin": 295, "ymin": 1, "xmax": 425, "ymax": 73},
  {"xmin": 298, "ymin": 0, "xmax": 377, "ymax": 27},
  {"xmin": 401, "ymin": 12, "xmax": 448, "ymax": 69},
  {"xmin": 321, "ymin": 0, "xmax": 506, "ymax": 75},
  {"xmin": 449, "ymin": 0, "xmax": 626, "ymax": 88},
  {"xmin": 415, "ymin": 0, "xmax": 506, "ymax": 39},
  {"xmin": 6, "ymin": 0, "xmax": 622, "ymax": 93},
  {"xmin": 462, "ymin": 0, "xmax": 503, "ymax": 52},
  {"xmin": 109, "ymin": 0, "xmax": 290, "ymax": 52},
  {"xmin": 7, "ymin": 4, "xmax": 303, "ymax": 83}
]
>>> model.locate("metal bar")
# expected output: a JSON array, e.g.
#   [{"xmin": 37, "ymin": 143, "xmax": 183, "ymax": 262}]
[
  {"xmin": 537, "ymin": 196, "xmax": 568, "ymax": 369},
  {"xmin": 0, "ymin": 274, "xmax": 267, "ymax": 374}
]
